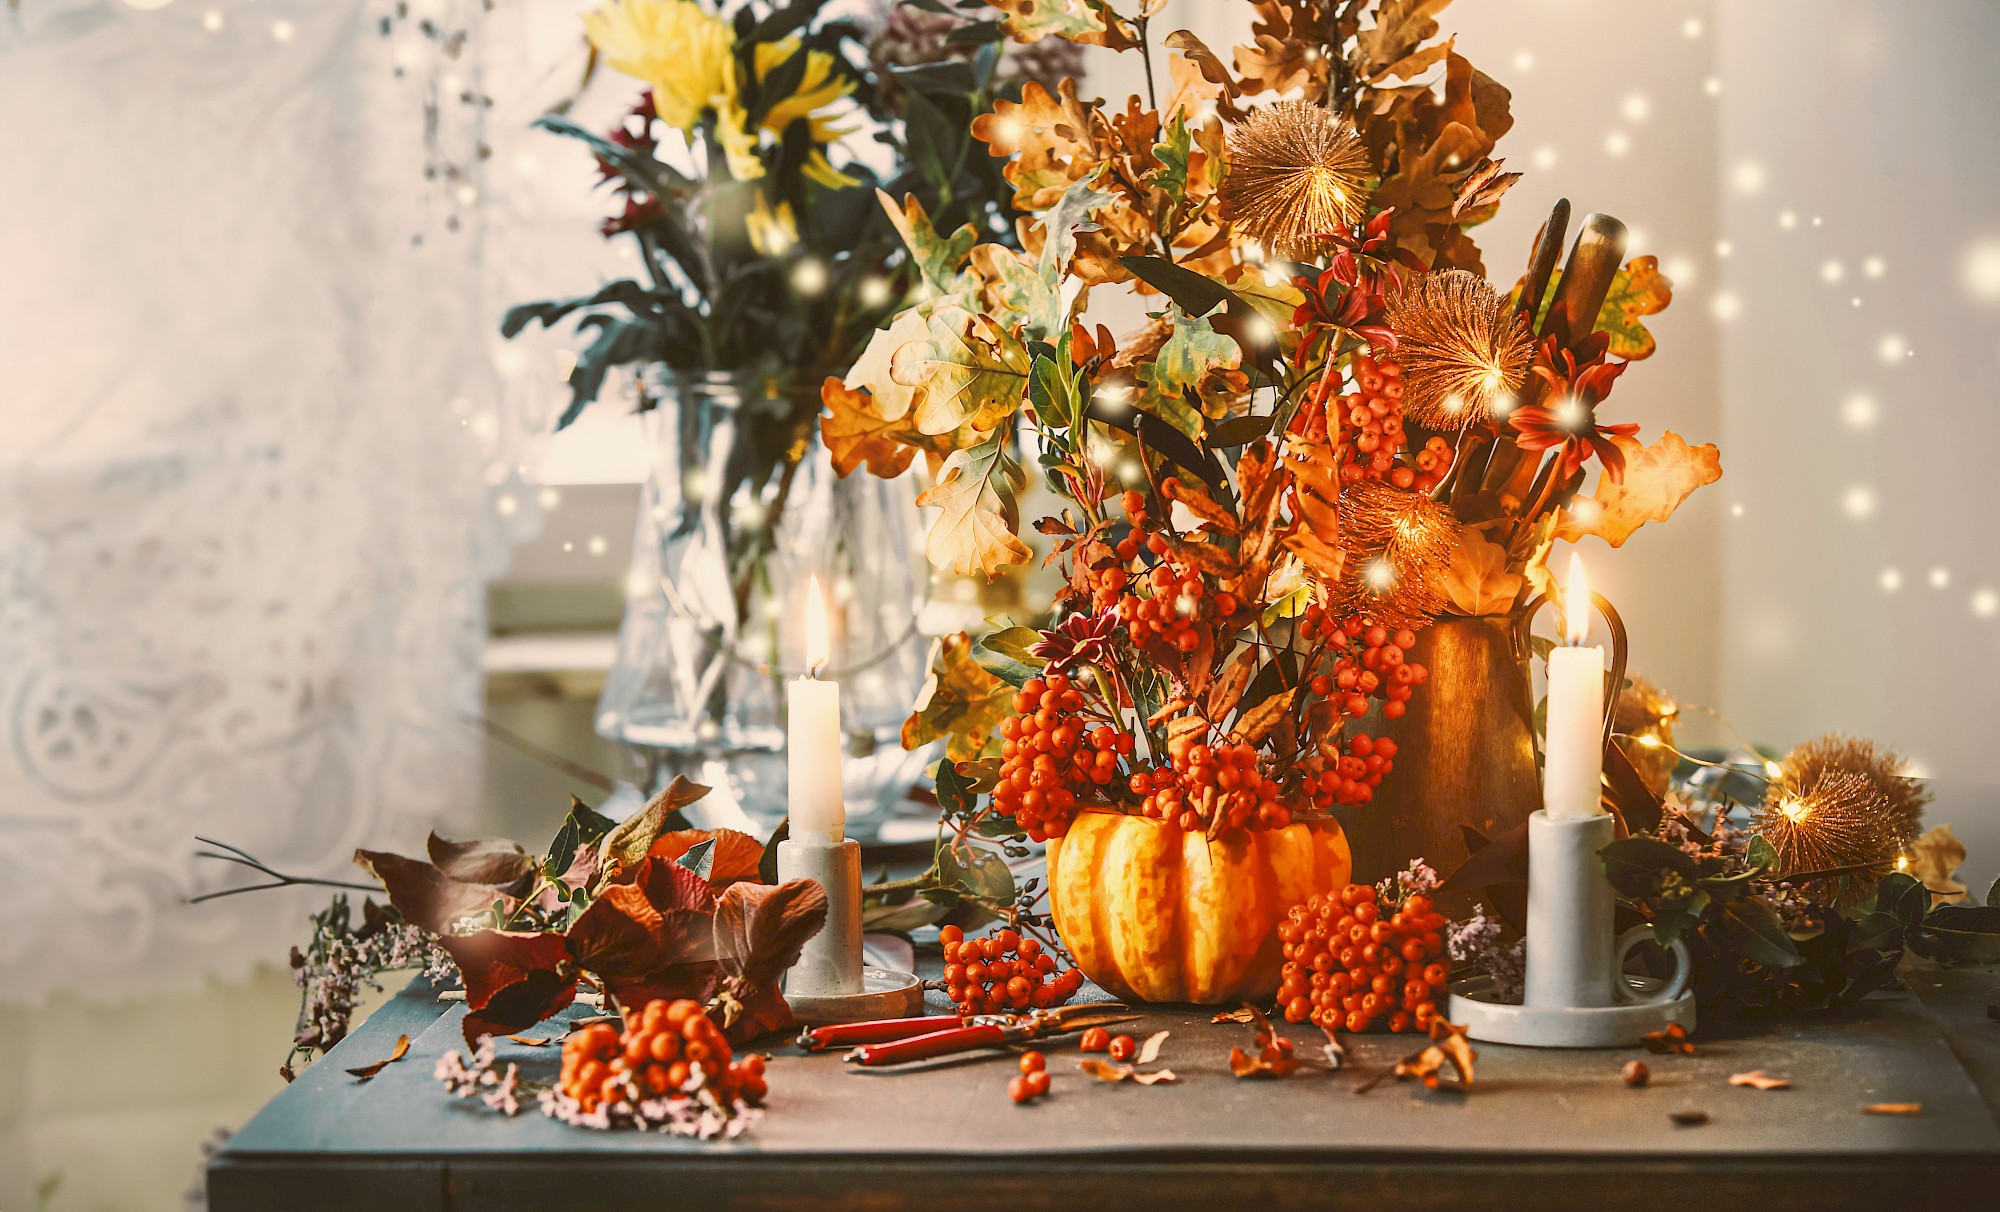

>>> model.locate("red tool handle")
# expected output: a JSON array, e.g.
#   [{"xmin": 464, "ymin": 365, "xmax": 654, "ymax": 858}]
[
  {"xmin": 849, "ymin": 1023, "xmax": 1008, "ymax": 1066},
  {"xmin": 800, "ymin": 1016, "xmax": 963, "ymax": 1051}
]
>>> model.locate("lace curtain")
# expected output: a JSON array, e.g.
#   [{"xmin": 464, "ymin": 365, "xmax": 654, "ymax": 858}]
[{"xmin": 0, "ymin": 0, "xmax": 520, "ymax": 1001}]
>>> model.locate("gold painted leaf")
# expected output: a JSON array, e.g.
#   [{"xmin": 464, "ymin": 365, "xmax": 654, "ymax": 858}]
[
  {"xmin": 1554, "ymin": 431, "xmax": 1721, "ymax": 548},
  {"xmin": 903, "ymin": 633, "xmax": 1015, "ymax": 762}
]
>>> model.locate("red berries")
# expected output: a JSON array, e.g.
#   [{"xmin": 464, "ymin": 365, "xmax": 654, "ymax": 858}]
[
  {"xmin": 559, "ymin": 999, "xmax": 767, "ymax": 1114},
  {"xmin": 992, "ymin": 674, "xmax": 1134, "ymax": 841},
  {"xmin": 1277, "ymin": 885, "xmax": 1449, "ymax": 1033},
  {"xmin": 1107, "ymin": 1034, "xmax": 1137, "ymax": 1061},
  {"xmin": 1078, "ymin": 1026, "xmax": 1111, "ymax": 1053},
  {"xmin": 1131, "ymin": 731, "xmax": 1292, "ymax": 834},
  {"xmin": 1009, "ymin": 1067, "xmax": 1053, "ymax": 1103},
  {"xmin": 939, "ymin": 925, "xmax": 1085, "ymax": 1014}
]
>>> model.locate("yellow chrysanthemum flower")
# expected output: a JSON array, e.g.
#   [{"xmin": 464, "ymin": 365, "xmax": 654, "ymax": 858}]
[
  {"xmin": 753, "ymin": 38, "xmax": 856, "ymax": 138},
  {"xmin": 714, "ymin": 84, "xmax": 766, "ymax": 183},
  {"xmin": 803, "ymin": 149, "xmax": 860, "ymax": 190},
  {"xmin": 581, "ymin": 0, "xmax": 734, "ymax": 133},
  {"xmin": 747, "ymin": 193, "xmax": 798, "ymax": 257}
]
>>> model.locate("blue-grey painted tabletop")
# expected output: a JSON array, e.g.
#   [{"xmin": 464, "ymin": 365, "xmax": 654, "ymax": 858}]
[{"xmin": 210, "ymin": 965, "xmax": 2000, "ymax": 1211}]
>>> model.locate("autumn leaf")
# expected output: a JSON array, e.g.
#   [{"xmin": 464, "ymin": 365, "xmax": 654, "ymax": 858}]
[
  {"xmin": 1141, "ymin": 305, "xmax": 1239, "ymax": 397},
  {"xmin": 878, "ymin": 190, "xmax": 977, "ymax": 294},
  {"xmin": 1233, "ymin": 688, "xmax": 1295, "ymax": 745},
  {"xmin": 1554, "ymin": 431, "xmax": 1721, "ymax": 548},
  {"xmin": 904, "ymin": 632, "xmax": 1016, "ymax": 762},
  {"xmin": 986, "ymin": 0, "xmax": 1106, "ymax": 44},
  {"xmin": 1037, "ymin": 171, "xmax": 1117, "ymax": 284},
  {"xmin": 600, "ymin": 776, "xmax": 713, "ymax": 884},
  {"xmin": 1728, "ymin": 1070, "xmax": 1791, "ymax": 1091},
  {"xmin": 1229, "ymin": 1004, "xmax": 1303, "ymax": 1078},
  {"xmin": 916, "ymin": 432, "xmax": 1032, "ymax": 578},
  {"xmin": 711, "ymin": 878, "xmax": 830, "ymax": 1042},
  {"xmin": 1451, "ymin": 157, "xmax": 1520, "ymax": 221},
  {"xmin": 1353, "ymin": 0, "xmax": 1452, "ymax": 81},
  {"xmin": 970, "ymin": 79, "xmax": 1099, "ymax": 210},
  {"xmin": 649, "ymin": 828, "xmax": 766, "ymax": 889},
  {"xmin": 1282, "ymin": 436, "xmax": 1344, "ymax": 583},
  {"xmin": 842, "ymin": 307, "xmax": 931, "ymax": 424},
  {"xmin": 1642, "ymin": 1023, "xmax": 1695, "ymax": 1055},
  {"xmin": 426, "ymin": 834, "xmax": 538, "ymax": 888},
  {"xmin": 1432, "ymin": 524, "xmax": 1522, "ymax": 617},
  {"xmin": 505, "ymin": 1035, "xmax": 553, "ymax": 1046},
  {"xmin": 1210, "ymin": 1007, "xmax": 1255, "ymax": 1024},
  {"xmin": 892, "ymin": 307, "xmax": 1031, "ymax": 437},
  {"xmin": 345, "ymin": 1034, "xmax": 411, "ymax": 1080},
  {"xmin": 1389, "ymin": 1019, "xmax": 1477, "ymax": 1091},
  {"xmin": 1863, "ymin": 1103, "xmax": 1923, "ymax": 1115},
  {"xmin": 354, "ymin": 848, "xmax": 516, "ymax": 937},
  {"xmin": 436, "ymin": 929, "xmax": 577, "ymax": 1045},
  {"xmin": 970, "ymin": 243, "xmax": 1064, "ymax": 340},
  {"xmin": 821, "ymin": 378, "xmax": 917, "ymax": 479},
  {"xmin": 1514, "ymin": 256, "xmax": 1673, "ymax": 360},
  {"xmin": 567, "ymin": 858, "xmax": 719, "ymax": 1004},
  {"xmin": 1078, "ymin": 1057, "xmax": 1178, "ymax": 1084},
  {"xmin": 1908, "ymin": 824, "xmax": 1969, "ymax": 903}
]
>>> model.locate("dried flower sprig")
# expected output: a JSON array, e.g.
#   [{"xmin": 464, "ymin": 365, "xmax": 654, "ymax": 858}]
[
  {"xmin": 1384, "ymin": 269, "xmax": 1532, "ymax": 429},
  {"xmin": 1221, "ymin": 101, "xmax": 1371, "ymax": 260}
]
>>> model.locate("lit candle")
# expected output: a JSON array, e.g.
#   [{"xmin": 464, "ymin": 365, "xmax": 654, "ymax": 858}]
[
  {"xmin": 1543, "ymin": 552, "xmax": 1606, "ymax": 819},
  {"xmin": 787, "ymin": 576, "xmax": 846, "ymax": 844}
]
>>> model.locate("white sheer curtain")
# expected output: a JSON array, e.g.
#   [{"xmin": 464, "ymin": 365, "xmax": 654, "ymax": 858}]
[{"xmin": 0, "ymin": 0, "xmax": 519, "ymax": 1000}]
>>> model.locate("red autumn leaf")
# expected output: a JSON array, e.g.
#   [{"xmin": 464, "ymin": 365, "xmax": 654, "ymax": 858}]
[
  {"xmin": 426, "ymin": 832, "xmax": 538, "ymax": 888},
  {"xmin": 568, "ymin": 858, "xmax": 719, "ymax": 1002},
  {"xmin": 649, "ymin": 828, "xmax": 767, "ymax": 889},
  {"xmin": 354, "ymin": 848, "xmax": 516, "ymax": 937},
  {"xmin": 437, "ymin": 929, "xmax": 577, "ymax": 1046},
  {"xmin": 711, "ymin": 878, "xmax": 829, "ymax": 1042}
]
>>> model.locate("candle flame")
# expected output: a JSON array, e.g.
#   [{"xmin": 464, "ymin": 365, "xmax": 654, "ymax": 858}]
[
  {"xmin": 805, "ymin": 575, "xmax": 830, "ymax": 676},
  {"xmin": 1562, "ymin": 551, "xmax": 1591, "ymax": 645}
]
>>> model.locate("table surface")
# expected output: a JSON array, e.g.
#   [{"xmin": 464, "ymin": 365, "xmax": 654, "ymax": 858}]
[{"xmin": 211, "ymin": 965, "xmax": 2000, "ymax": 1212}]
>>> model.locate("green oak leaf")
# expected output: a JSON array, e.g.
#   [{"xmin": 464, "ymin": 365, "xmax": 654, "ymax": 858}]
[{"xmin": 891, "ymin": 306, "xmax": 1031, "ymax": 437}]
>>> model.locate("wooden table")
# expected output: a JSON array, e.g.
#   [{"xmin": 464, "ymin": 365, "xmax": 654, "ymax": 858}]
[{"xmin": 210, "ymin": 967, "xmax": 2000, "ymax": 1211}]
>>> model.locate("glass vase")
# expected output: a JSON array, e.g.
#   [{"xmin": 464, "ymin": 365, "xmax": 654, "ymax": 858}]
[{"xmin": 595, "ymin": 369, "xmax": 932, "ymax": 835}]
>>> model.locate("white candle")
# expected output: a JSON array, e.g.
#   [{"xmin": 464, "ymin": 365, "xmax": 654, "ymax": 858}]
[
  {"xmin": 787, "ymin": 575, "xmax": 846, "ymax": 844},
  {"xmin": 1543, "ymin": 552, "xmax": 1606, "ymax": 820}
]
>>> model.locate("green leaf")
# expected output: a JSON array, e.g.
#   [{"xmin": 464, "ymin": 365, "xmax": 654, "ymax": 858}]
[
  {"xmin": 1028, "ymin": 354, "xmax": 1074, "ymax": 432},
  {"xmin": 1912, "ymin": 905, "xmax": 2000, "ymax": 964},
  {"xmin": 971, "ymin": 816, "xmax": 1027, "ymax": 840},
  {"xmin": 1878, "ymin": 871, "xmax": 1930, "ymax": 927},
  {"xmin": 934, "ymin": 759, "xmax": 980, "ymax": 819},
  {"xmin": 1118, "ymin": 255, "xmax": 1229, "ymax": 317},
  {"xmin": 1598, "ymin": 836, "xmax": 1697, "ymax": 899},
  {"xmin": 944, "ymin": 18, "xmax": 1006, "ymax": 44},
  {"xmin": 1697, "ymin": 868, "xmax": 1759, "ymax": 904},
  {"xmin": 983, "ymin": 626, "xmax": 1047, "ymax": 664},
  {"xmin": 1745, "ymin": 834, "xmax": 1777, "ymax": 873},
  {"xmin": 972, "ymin": 645, "xmax": 1042, "ymax": 687},
  {"xmin": 1150, "ymin": 110, "xmax": 1192, "ymax": 202},
  {"xmin": 1142, "ymin": 305, "xmax": 1240, "ymax": 398},
  {"xmin": 937, "ymin": 841, "xmax": 1015, "ymax": 903},
  {"xmin": 543, "ymin": 796, "xmax": 618, "ymax": 881},
  {"xmin": 1208, "ymin": 413, "xmax": 1274, "ymax": 448},
  {"xmin": 977, "ymin": 248, "xmax": 1065, "ymax": 342},
  {"xmin": 878, "ymin": 191, "xmax": 979, "ymax": 295},
  {"xmin": 1987, "ymin": 874, "xmax": 2000, "ymax": 908},
  {"xmin": 673, "ymin": 838, "xmax": 716, "ymax": 881},
  {"xmin": 1717, "ymin": 898, "xmax": 1805, "ymax": 969},
  {"xmin": 1850, "ymin": 909, "xmax": 1904, "ymax": 953}
]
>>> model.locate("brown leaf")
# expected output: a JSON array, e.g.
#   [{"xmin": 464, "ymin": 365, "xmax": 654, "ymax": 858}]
[
  {"xmin": 1908, "ymin": 824, "xmax": 1969, "ymax": 903},
  {"xmin": 1205, "ymin": 647, "xmax": 1257, "ymax": 722},
  {"xmin": 600, "ymin": 777, "xmax": 713, "ymax": 883},
  {"xmin": 1728, "ymin": 1070, "xmax": 1791, "ymax": 1091},
  {"xmin": 426, "ymin": 834, "xmax": 538, "ymax": 889},
  {"xmin": 1554, "ymin": 431, "xmax": 1722, "ymax": 548},
  {"xmin": 820, "ymin": 377, "xmax": 917, "ymax": 479},
  {"xmin": 712, "ymin": 878, "xmax": 830, "ymax": 1042},
  {"xmin": 1136, "ymin": 1030, "xmax": 1170, "ymax": 1066},
  {"xmin": 1432, "ymin": 524, "xmax": 1522, "ymax": 618},
  {"xmin": 353, "ymin": 848, "xmax": 515, "ymax": 937},
  {"xmin": 436, "ymin": 930, "xmax": 578, "ymax": 1046},
  {"xmin": 1390, "ymin": 1019, "xmax": 1476, "ymax": 1091},
  {"xmin": 1210, "ymin": 1007, "xmax": 1255, "ymax": 1024},
  {"xmin": 345, "ymin": 1034, "xmax": 411, "ymax": 1080},
  {"xmin": 1229, "ymin": 1004, "xmax": 1302, "ymax": 1079},
  {"xmin": 505, "ymin": 1035, "xmax": 553, "ymax": 1047},
  {"xmin": 1670, "ymin": 1110, "xmax": 1711, "ymax": 1127},
  {"xmin": 1233, "ymin": 687, "xmax": 1295, "ymax": 745},
  {"xmin": 1451, "ymin": 157, "xmax": 1520, "ymax": 221},
  {"xmin": 1863, "ymin": 1103, "xmax": 1923, "ymax": 1115},
  {"xmin": 649, "ymin": 828, "xmax": 767, "ymax": 889},
  {"xmin": 1079, "ymin": 1058, "xmax": 1132, "ymax": 1082}
]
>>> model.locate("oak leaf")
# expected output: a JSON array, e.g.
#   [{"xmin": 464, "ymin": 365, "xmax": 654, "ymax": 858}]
[
  {"xmin": 892, "ymin": 307, "xmax": 1031, "ymax": 438},
  {"xmin": 820, "ymin": 378, "xmax": 916, "ymax": 479},
  {"xmin": 878, "ymin": 191, "xmax": 978, "ymax": 294},
  {"xmin": 842, "ymin": 306, "xmax": 931, "ymax": 424},
  {"xmin": 915, "ymin": 433, "xmax": 1032, "ymax": 578},
  {"xmin": 1908, "ymin": 824, "xmax": 1969, "ymax": 903},
  {"xmin": 1554, "ymin": 431, "xmax": 1721, "ymax": 548},
  {"xmin": 904, "ymin": 632, "xmax": 1017, "ymax": 762}
]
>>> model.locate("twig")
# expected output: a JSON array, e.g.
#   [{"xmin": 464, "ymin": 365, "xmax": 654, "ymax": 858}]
[
  {"xmin": 189, "ymin": 837, "xmax": 379, "ymax": 905},
  {"xmin": 469, "ymin": 712, "xmax": 616, "ymax": 792}
]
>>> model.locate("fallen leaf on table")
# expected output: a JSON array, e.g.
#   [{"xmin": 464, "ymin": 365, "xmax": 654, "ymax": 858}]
[
  {"xmin": 279, "ymin": 1064, "xmax": 296, "ymax": 1084},
  {"xmin": 1907, "ymin": 824, "xmax": 1969, "ymax": 903},
  {"xmin": 1729, "ymin": 1070, "xmax": 1791, "ymax": 1091},
  {"xmin": 346, "ymin": 1034, "xmax": 411, "ymax": 1080},
  {"xmin": 1390, "ymin": 1019, "xmax": 1477, "ymax": 1091},
  {"xmin": 1228, "ymin": 1004, "xmax": 1302, "ymax": 1079},
  {"xmin": 1136, "ymin": 1030, "xmax": 1170, "ymax": 1066},
  {"xmin": 1670, "ymin": 1110, "xmax": 1710, "ymax": 1127},
  {"xmin": 1643, "ymin": 1023, "xmax": 1695, "ymax": 1055},
  {"xmin": 506, "ymin": 1035, "xmax": 553, "ymax": 1047},
  {"xmin": 1210, "ymin": 1007, "xmax": 1256, "ymax": 1024},
  {"xmin": 571, "ymin": 1016, "xmax": 620, "ymax": 1031},
  {"xmin": 1863, "ymin": 1103, "xmax": 1923, "ymax": 1116},
  {"xmin": 1077, "ymin": 1058, "xmax": 1178, "ymax": 1085}
]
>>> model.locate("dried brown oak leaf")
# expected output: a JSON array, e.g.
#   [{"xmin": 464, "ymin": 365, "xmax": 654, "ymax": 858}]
[
  {"xmin": 1229, "ymin": 1004, "xmax": 1302, "ymax": 1079},
  {"xmin": 1729, "ymin": 1070, "xmax": 1791, "ymax": 1091},
  {"xmin": 1078, "ymin": 1057, "xmax": 1179, "ymax": 1085},
  {"xmin": 346, "ymin": 1034, "xmax": 411, "ymax": 1080},
  {"xmin": 1391, "ymin": 1019, "xmax": 1476, "ymax": 1091}
]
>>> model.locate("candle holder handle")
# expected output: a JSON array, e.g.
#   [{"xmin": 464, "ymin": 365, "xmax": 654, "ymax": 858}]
[{"xmin": 1513, "ymin": 591, "xmax": 1629, "ymax": 749}]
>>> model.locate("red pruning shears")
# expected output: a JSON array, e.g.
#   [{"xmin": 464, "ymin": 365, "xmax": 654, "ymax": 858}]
[{"xmin": 798, "ymin": 1003, "xmax": 1137, "ymax": 1067}]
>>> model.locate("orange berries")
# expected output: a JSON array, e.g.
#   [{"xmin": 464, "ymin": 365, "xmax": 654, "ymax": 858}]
[
  {"xmin": 558, "ymin": 998, "xmax": 768, "ymax": 1114},
  {"xmin": 1019, "ymin": 1050, "xmax": 1047, "ymax": 1075},
  {"xmin": 1107, "ymin": 1034, "xmax": 1137, "ymax": 1062},
  {"xmin": 1009, "ymin": 1069, "xmax": 1052, "ymax": 1104},
  {"xmin": 1277, "ymin": 885, "xmax": 1450, "ymax": 1033},
  {"xmin": 942, "ymin": 929, "xmax": 1085, "ymax": 1015},
  {"xmin": 1079, "ymin": 1026, "xmax": 1111, "ymax": 1053}
]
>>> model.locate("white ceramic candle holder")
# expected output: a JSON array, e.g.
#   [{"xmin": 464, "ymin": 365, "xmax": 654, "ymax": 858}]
[{"xmin": 776, "ymin": 838, "xmax": 923, "ymax": 1026}]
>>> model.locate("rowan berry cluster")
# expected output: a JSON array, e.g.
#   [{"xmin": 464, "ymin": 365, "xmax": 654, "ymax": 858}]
[
  {"xmin": 992, "ymin": 673, "xmax": 1135, "ymax": 841},
  {"xmin": 1277, "ymin": 884, "xmax": 1450, "ymax": 1033},
  {"xmin": 558, "ymin": 999, "xmax": 768, "ymax": 1115},
  {"xmin": 940, "ymin": 925, "xmax": 1085, "ymax": 1014},
  {"xmin": 1331, "ymin": 354, "xmax": 1456, "ymax": 492},
  {"xmin": 1131, "ymin": 734, "xmax": 1292, "ymax": 833}
]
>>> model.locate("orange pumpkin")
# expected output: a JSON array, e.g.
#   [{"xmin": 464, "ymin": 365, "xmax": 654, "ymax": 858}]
[{"xmin": 1044, "ymin": 811, "xmax": 1353, "ymax": 1003}]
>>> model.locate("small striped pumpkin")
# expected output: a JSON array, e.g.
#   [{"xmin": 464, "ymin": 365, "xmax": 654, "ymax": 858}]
[{"xmin": 1045, "ymin": 812, "xmax": 1352, "ymax": 1003}]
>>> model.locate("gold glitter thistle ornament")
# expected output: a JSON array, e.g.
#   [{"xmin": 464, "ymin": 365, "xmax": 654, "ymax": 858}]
[
  {"xmin": 1776, "ymin": 734, "xmax": 1929, "ymax": 846},
  {"xmin": 1220, "ymin": 101, "xmax": 1370, "ymax": 261},
  {"xmin": 1384, "ymin": 270, "xmax": 1533, "ymax": 429},
  {"xmin": 1328, "ymin": 480, "xmax": 1455, "ymax": 628},
  {"xmin": 1752, "ymin": 771, "xmax": 1901, "ymax": 882}
]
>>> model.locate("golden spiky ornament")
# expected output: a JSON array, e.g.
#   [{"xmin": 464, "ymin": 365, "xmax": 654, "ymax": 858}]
[
  {"xmin": 1613, "ymin": 675, "xmax": 1680, "ymax": 797},
  {"xmin": 1329, "ymin": 480, "xmax": 1455, "ymax": 628},
  {"xmin": 1751, "ymin": 772, "xmax": 1902, "ymax": 885},
  {"xmin": 1220, "ymin": 101, "xmax": 1370, "ymax": 261},
  {"xmin": 1776, "ymin": 733, "xmax": 1929, "ymax": 846},
  {"xmin": 1384, "ymin": 270, "xmax": 1533, "ymax": 429}
]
